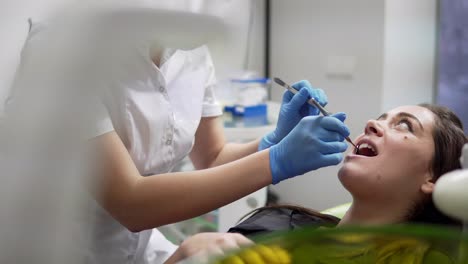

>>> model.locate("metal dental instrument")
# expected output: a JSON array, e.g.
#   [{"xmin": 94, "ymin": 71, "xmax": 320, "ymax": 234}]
[{"xmin": 273, "ymin": 77, "xmax": 357, "ymax": 149}]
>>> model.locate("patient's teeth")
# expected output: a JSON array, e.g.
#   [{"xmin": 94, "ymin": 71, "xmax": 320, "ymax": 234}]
[{"xmin": 356, "ymin": 142, "xmax": 377, "ymax": 155}]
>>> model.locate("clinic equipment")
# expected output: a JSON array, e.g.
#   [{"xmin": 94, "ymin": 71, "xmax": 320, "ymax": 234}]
[
  {"xmin": 273, "ymin": 77, "xmax": 357, "ymax": 148},
  {"xmin": 231, "ymin": 78, "xmax": 269, "ymax": 107},
  {"xmin": 223, "ymin": 78, "xmax": 270, "ymax": 128}
]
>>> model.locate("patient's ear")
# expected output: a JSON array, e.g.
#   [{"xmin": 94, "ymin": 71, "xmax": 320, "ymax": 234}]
[{"xmin": 421, "ymin": 179, "xmax": 435, "ymax": 194}]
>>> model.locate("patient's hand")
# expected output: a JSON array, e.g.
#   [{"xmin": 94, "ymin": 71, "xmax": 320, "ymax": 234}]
[{"xmin": 164, "ymin": 232, "xmax": 253, "ymax": 264}]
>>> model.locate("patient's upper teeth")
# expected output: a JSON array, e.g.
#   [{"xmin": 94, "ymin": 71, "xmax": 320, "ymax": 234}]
[{"xmin": 358, "ymin": 143, "xmax": 376, "ymax": 154}]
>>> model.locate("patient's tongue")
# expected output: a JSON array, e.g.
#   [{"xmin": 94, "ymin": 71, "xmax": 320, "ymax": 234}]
[{"xmin": 358, "ymin": 148, "xmax": 375, "ymax": 157}]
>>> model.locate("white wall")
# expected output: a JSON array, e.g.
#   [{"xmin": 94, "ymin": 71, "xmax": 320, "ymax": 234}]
[
  {"xmin": 207, "ymin": 0, "xmax": 266, "ymax": 107},
  {"xmin": 0, "ymin": 0, "xmax": 72, "ymax": 114},
  {"xmin": 381, "ymin": 0, "xmax": 437, "ymax": 112},
  {"xmin": 269, "ymin": 0, "xmax": 437, "ymax": 211},
  {"xmin": 247, "ymin": 0, "xmax": 266, "ymax": 77},
  {"xmin": 0, "ymin": 0, "xmax": 30, "ymax": 114}
]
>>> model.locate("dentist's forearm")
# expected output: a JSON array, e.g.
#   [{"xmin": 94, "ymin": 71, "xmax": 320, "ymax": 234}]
[
  {"xmin": 92, "ymin": 131, "xmax": 272, "ymax": 232},
  {"xmin": 109, "ymin": 149, "xmax": 271, "ymax": 232},
  {"xmin": 208, "ymin": 139, "xmax": 260, "ymax": 168}
]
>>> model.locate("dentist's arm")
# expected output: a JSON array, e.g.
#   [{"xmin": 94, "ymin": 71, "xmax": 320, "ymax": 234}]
[
  {"xmin": 190, "ymin": 80, "xmax": 328, "ymax": 170},
  {"xmin": 89, "ymin": 131, "xmax": 271, "ymax": 232},
  {"xmin": 89, "ymin": 115, "xmax": 349, "ymax": 232},
  {"xmin": 189, "ymin": 116, "xmax": 260, "ymax": 169}
]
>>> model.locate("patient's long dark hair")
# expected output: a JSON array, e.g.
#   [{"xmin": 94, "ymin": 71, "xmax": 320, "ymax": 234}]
[{"xmin": 406, "ymin": 104, "xmax": 467, "ymax": 227}]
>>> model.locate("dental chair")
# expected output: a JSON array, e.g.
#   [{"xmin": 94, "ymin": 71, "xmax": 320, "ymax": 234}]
[{"xmin": 321, "ymin": 202, "xmax": 351, "ymax": 219}]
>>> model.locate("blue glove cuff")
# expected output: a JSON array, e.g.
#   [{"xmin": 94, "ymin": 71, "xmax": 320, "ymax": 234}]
[
  {"xmin": 258, "ymin": 131, "xmax": 278, "ymax": 151},
  {"xmin": 269, "ymin": 145, "xmax": 284, "ymax": 184}
]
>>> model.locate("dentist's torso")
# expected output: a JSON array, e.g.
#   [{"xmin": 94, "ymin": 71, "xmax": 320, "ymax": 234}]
[
  {"xmin": 9, "ymin": 17, "xmax": 221, "ymax": 264},
  {"xmin": 89, "ymin": 44, "xmax": 222, "ymax": 264}
]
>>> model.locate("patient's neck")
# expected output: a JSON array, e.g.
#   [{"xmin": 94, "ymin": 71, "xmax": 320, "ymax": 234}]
[{"xmin": 337, "ymin": 198, "xmax": 406, "ymax": 227}]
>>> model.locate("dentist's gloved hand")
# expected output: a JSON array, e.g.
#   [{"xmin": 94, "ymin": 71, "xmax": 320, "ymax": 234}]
[
  {"xmin": 259, "ymin": 80, "xmax": 327, "ymax": 151},
  {"xmin": 269, "ymin": 112, "xmax": 349, "ymax": 184}
]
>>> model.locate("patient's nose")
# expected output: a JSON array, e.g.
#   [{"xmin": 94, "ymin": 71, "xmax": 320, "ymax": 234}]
[{"xmin": 365, "ymin": 120, "xmax": 383, "ymax": 137}]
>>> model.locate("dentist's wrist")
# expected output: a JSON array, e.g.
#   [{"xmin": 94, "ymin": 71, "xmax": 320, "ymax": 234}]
[
  {"xmin": 258, "ymin": 131, "xmax": 278, "ymax": 151},
  {"xmin": 269, "ymin": 144, "xmax": 287, "ymax": 184}
]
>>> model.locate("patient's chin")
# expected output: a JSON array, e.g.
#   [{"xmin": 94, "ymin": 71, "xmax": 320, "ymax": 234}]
[
  {"xmin": 337, "ymin": 166, "xmax": 347, "ymax": 178},
  {"xmin": 337, "ymin": 164, "xmax": 362, "ymax": 189},
  {"xmin": 338, "ymin": 162, "xmax": 357, "ymax": 179},
  {"xmin": 337, "ymin": 166, "xmax": 351, "ymax": 185}
]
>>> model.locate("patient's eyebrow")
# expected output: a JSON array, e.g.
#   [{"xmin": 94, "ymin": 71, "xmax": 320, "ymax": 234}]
[
  {"xmin": 376, "ymin": 112, "xmax": 424, "ymax": 131},
  {"xmin": 397, "ymin": 112, "xmax": 424, "ymax": 131},
  {"xmin": 377, "ymin": 113, "xmax": 387, "ymax": 120}
]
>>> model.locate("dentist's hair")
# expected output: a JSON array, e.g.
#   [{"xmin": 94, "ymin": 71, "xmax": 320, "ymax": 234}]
[{"xmin": 406, "ymin": 103, "xmax": 467, "ymax": 227}]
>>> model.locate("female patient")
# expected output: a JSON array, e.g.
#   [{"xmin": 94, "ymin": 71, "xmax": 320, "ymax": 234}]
[
  {"xmin": 170, "ymin": 103, "xmax": 466, "ymax": 263},
  {"xmin": 231, "ymin": 103, "xmax": 467, "ymax": 237},
  {"xmin": 339, "ymin": 103, "xmax": 466, "ymax": 227}
]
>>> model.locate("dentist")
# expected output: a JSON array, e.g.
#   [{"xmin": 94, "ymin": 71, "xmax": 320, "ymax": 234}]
[
  {"xmin": 11, "ymin": 20, "xmax": 350, "ymax": 264},
  {"xmin": 87, "ymin": 46, "xmax": 350, "ymax": 264}
]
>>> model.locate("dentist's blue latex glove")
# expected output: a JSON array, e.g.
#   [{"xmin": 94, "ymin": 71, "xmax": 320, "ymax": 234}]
[
  {"xmin": 269, "ymin": 112, "xmax": 349, "ymax": 184},
  {"xmin": 259, "ymin": 80, "xmax": 327, "ymax": 151}
]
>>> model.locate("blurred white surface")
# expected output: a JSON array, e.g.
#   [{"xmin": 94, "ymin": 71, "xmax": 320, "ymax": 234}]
[
  {"xmin": 433, "ymin": 144, "xmax": 468, "ymax": 223},
  {"xmin": 0, "ymin": 1, "xmax": 263, "ymax": 262},
  {"xmin": 433, "ymin": 169, "xmax": 468, "ymax": 222}
]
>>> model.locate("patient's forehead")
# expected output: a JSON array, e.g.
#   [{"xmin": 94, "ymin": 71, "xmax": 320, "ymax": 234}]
[{"xmin": 385, "ymin": 105, "xmax": 435, "ymax": 131}]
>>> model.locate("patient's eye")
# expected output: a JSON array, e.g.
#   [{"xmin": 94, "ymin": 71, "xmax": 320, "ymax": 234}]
[{"xmin": 396, "ymin": 119, "xmax": 413, "ymax": 132}]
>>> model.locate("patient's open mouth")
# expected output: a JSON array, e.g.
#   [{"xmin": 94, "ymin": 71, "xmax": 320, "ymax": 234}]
[{"xmin": 355, "ymin": 142, "xmax": 378, "ymax": 157}]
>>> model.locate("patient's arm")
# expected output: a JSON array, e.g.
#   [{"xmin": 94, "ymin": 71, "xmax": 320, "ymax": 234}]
[{"xmin": 164, "ymin": 233, "xmax": 252, "ymax": 264}]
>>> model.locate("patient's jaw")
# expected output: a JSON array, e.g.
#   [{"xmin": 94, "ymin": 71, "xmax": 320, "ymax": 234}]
[{"xmin": 337, "ymin": 106, "xmax": 437, "ymax": 223}]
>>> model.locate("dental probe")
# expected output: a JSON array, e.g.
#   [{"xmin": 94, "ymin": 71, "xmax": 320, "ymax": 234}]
[{"xmin": 273, "ymin": 77, "xmax": 357, "ymax": 149}]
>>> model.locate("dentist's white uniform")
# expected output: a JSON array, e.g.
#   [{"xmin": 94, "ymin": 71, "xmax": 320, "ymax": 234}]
[
  {"xmin": 88, "ymin": 45, "xmax": 222, "ymax": 264},
  {"xmin": 93, "ymin": 47, "xmax": 222, "ymax": 263},
  {"xmin": 16, "ymin": 20, "xmax": 222, "ymax": 264}
]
